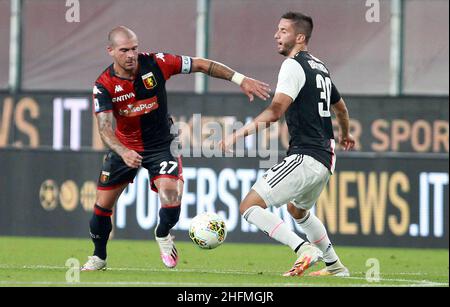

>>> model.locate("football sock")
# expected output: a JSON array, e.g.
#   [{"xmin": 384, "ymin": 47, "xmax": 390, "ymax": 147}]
[
  {"xmin": 243, "ymin": 206, "xmax": 304, "ymax": 252},
  {"xmin": 295, "ymin": 211, "xmax": 338, "ymax": 264},
  {"xmin": 294, "ymin": 241, "xmax": 307, "ymax": 254},
  {"xmin": 156, "ymin": 206, "xmax": 181, "ymax": 238},
  {"xmin": 89, "ymin": 204, "xmax": 113, "ymax": 261}
]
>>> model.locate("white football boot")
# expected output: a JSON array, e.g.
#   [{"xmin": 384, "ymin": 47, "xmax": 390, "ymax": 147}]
[
  {"xmin": 80, "ymin": 256, "xmax": 107, "ymax": 271},
  {"xmin": 155, "ymin": 231, "xmax": 178, "ymax": 268},
  {"xmin": 309, "ymin": 259, "xmax": 350, "ymax": 277}
]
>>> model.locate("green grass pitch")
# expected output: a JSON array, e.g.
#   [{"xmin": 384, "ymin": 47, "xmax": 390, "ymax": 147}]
[{"xmin": 0, "ymin": 236, "xmax": 447, "ymax": 287}]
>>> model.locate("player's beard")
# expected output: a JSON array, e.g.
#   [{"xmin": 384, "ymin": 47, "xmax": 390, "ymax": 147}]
[
  {"xmin": 122, "ymin": 59, "xmax": 137, "ymax": 72},
  {"xmin": 279, "ymin": 41, "xmax": 295, "ymax": 57}
]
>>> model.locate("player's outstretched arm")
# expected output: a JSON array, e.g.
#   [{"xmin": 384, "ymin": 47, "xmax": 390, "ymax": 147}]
[
  {"xmin": 190, "ymin": 57, "xmax": 271, "ymax": 101},
  {"xmin": 331, "ymin": 98, "xmax": 355, "ymax": 151},
  {"xmin": 219, "ymin": 92, "xmax": 292, "ymax": 152},
  {"xmin": 96, "ymin": 112, "xmax": 143, "ymax": 168}
]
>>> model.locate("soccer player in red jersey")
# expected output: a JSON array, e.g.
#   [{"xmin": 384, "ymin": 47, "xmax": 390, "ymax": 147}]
[{"xmin": 81, "ymin": 26, "xmax": 270, "ymax": 271}]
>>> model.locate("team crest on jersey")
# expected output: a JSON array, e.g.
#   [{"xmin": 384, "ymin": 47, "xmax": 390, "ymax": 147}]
[
  {"xmin": 100, "ymin": 171, "xmax": 110, "ymax": 183},
  {"xmin": 141, "ymin": 72, "xmax": 157, "ymax": 90}
]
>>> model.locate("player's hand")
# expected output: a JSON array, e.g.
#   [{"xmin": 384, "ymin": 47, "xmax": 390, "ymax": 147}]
[
  {"xmin": 241, "ymin": 77, "xmax": 271, "ymax": 102},
  {"xmin": 339, "ymin": 133, "xmax": 355, "ymax": 151},
  {"xmin": 121, "ymin": 149, "xmax": 143, "ymax": 168}
]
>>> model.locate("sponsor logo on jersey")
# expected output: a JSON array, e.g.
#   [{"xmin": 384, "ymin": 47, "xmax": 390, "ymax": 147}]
[
  {"xmin": 114, "ymin": 85, "xmax": 124, "ymax": 93},
  {"xmin": 141, "ymin": 72, "xmax": 157, "ymax": 90},
  {"xmin": 155, "ymin": 53, "xmax": 166, "ymax": 62},
  {"xmin": 118, "ymin": 96, "xmax": 159, "ymax": 117},
  {"xmin": 93, "ymin": 85, "xmax": 102, "ymax": 95},
  {"xmin": 112, "ymin": 92, "xmax": 136, "ymax": 103}
]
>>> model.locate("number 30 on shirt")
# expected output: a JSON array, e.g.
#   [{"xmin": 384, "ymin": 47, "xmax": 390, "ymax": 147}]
[{"xmin": 316, "ymin": 74, "xmax": 332, "ymax": 118}]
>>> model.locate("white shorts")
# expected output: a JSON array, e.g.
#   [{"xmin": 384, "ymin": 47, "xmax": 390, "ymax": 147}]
[{"xmin": 252, "ymin": 154, "xmax": 330, "ymax": 210}]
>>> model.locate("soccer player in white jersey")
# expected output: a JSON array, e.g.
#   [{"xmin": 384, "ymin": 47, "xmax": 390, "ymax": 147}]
[{"xmin": 220, "ymin": 12, "xmax": 355, "ymax": 277}]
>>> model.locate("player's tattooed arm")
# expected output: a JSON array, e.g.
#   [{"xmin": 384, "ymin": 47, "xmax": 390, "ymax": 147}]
[
  {"xmin": 206, "ymin": 61, "xmax": 235, "ymax": 80},
  {"xmin": 191, "ymin": 57, "xmax": 235, "ymax": 80},
  {"xmin": 190, "ymin": 57, "xmax": 271, "ymax": 101},
  {"xmin": 96, "ymin": 112, "xmax": 143, "ymax": 168},
  {"xmin": 97, "ymin": 112, "xmax": 128, "ymax": 156}
]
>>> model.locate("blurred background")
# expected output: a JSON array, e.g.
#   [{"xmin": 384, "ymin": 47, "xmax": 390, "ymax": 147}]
[
  {"xmin": 0, "ymin": 0, "xmax": 448, "ymax": 249},
  {"xmin": 0, "ymin": 0, "xmax": 448, "ymax": 94}
]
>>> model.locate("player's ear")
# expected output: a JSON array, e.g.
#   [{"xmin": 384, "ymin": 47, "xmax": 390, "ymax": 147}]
[
  {"xmin": 296, "ymin": 33, "xmax": 306, "ymax": 44},
  {"xmin": 107, "ymin": 45, "xmax": 114, "ymax": 56}
]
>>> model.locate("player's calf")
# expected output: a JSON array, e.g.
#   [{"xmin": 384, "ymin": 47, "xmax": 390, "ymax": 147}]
[
  {"xmin": 155, "ymin": 205, "xmax": 181, "ymax": 268},
  {"xmin": 89, "ymin": 204, "xmax": 113, "ymax": 261},
  {"xmin": 155, "ymin": 205, "xmax": 181, "ymax": 237}
]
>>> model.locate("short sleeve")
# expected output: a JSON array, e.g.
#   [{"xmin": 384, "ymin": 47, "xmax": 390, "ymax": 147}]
[
  {"xmin": 93, "ymin": 83, "xmax": 112, "ymax": 113},
  {"xmin": 330, "ymin": 82, "xmax": 341, "ymax": 104},
  {"xmin": 154, "ymin": 53, "xmax": 192, "ymax": 80},
  {"xmin": 275, "ymin": 58, "xmax": 306, "ymax": 101}
]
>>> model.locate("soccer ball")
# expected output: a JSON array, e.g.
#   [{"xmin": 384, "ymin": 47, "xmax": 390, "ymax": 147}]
[{"xmin": 189, "ymin": 212, "xmax": 227, "ymax": 249}]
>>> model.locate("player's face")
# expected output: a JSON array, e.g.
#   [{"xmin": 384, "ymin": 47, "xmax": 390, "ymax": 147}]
[
  {"xmin": 274, "ymin": 19, "xmax": 297, "ymax": 56},
  {"xmin": 109, "ymin": 36, "xmax": 139, "ymax": 72}
]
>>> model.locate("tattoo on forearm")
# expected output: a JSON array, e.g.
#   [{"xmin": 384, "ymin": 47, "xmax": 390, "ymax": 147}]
[
  {"xmin": 207, "ymin": 62, "xmax": 218, "ymax": 76},
  {"xmin": 207, "ymin": 61, "xmax": 234, "ymax": 81},
  {"xmin": 97, "ymin": 112, "xmax": 127, "ymax": 156}
]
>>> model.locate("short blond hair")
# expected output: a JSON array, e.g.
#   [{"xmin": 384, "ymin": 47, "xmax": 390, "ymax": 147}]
[{"xmin": 108, "ymin": 26, "xmax": 137, "ymax": 47}]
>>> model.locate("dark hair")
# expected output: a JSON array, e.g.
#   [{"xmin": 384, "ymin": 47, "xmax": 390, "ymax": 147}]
[{"xmin": 281, "ymin": 12, "xmax": 313, "ymax": 43}]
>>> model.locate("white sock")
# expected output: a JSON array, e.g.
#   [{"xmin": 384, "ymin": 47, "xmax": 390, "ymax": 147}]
[
  {"xmin": 296, "ymin": 212, "xmax": 338, "ymax": 264},
  {"xmin": 243, "ymin": 206, "xmax": 304, "ymax": 252}
]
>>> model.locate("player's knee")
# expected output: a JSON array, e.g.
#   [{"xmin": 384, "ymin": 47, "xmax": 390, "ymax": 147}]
[
  {"xmin": 159, "ymin": 188, "xmax": 181, "ymax": 207},
  {"xmin": 240, "ymin": 202, "xmax": 264, "ymax": 216},
  {"xmin": 96, "ymin": 192, "xmax": 120, "ymax": 210},
  {"xmin": 287, "ymin": 202, "xmax": 307, "ymax": 219},
  {"xmin": 239, "ymin": 202, "xmax": 250, "ymax": 216},
  {"xmin": 95, "ymin": 201, "xmax": 114, "ymax": 211},
  {"xmin": 239, "ymin": 190, "xmax": 266, "ymax": 216}
]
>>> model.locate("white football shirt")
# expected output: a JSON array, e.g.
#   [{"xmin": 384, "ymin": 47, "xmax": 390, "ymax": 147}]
[{"xmin": 275, "ymin": 58, "xmax": 306, "ymax": 101}]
